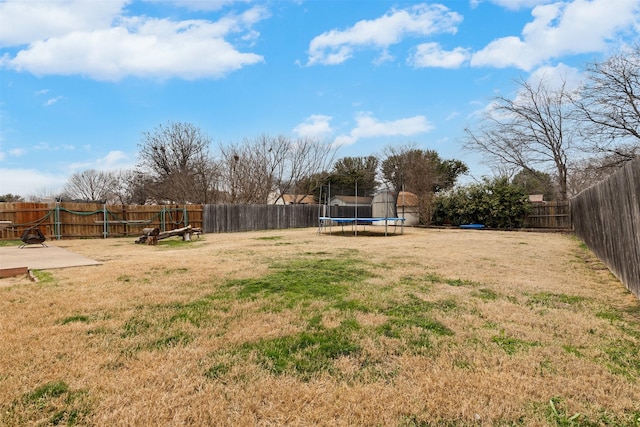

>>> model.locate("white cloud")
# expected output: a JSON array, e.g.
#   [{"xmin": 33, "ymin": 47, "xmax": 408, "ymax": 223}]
[
  {"xmin": 32, "ymin": 142, "xmax": 75, "ymax": 152},
  {"xmin": 68, "ymin": 150, "xmax": 134, "ymax": 172},
  {"xmin": 471, "ymin": 0, "xmax": 640, "ymax": 70},
  {"xmin": 408, "ymin": 42, "xmax": 470, "ymax": 68},
  {"xmin": 0, "ymin": 2, "xmax": 268, "ymax": 81},
  {"xmin": 0, "ymin": 168, "xmax": 67, "ymax": 196},
  {"xmin": 471, "ymin": 0, "xmax": 554, "ymax": 11},
  {"xmin": 96, "ymin": 150, "xmax": 133, "ymax": 170},
  {"xmin": 293, "ymin": 115, "xmax": 333, "ymax": 139},
  {"xmin": 334, "ymin": 112, "xmax": 433, "ymax": 147},
  {"xmin": 307, "ymin": 4, "xmax": 462, "ymax": 66},
  {"xmin": 0, "ymin": 0, "xmax": 125, "ymax": 47},
  {"xmin": 155, "ymin": 0, "xmax": 253, "ymax": 12},
  {"xmin": 8, "ymin": 148, "xmax": 25, "ymax": 156},
  {"xmin": 43, "ymin": 96, "xmax": 63, "ymax": 106},
  {"xmin": 528, "ymin": 63, "xmax": 582, "ymax": 91}
]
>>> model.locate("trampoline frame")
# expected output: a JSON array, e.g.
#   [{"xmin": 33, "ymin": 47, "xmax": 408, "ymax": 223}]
[{"xmin": 317, "ymin": 216, "xmax": 406, "ymax": 236}]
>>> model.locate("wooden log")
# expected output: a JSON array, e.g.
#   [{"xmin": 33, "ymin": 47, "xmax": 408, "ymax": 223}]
[
  {"xmin": 135, "ymin": 225, "xmax": 198, "ymax": 244},
  {"xmin": 143, "ymin": 227, "xmax": 160, "ymax": 236}
]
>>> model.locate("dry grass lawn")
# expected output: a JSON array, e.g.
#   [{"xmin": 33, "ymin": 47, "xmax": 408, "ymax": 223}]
[{"xmin": 1, "ymin": 227, "xmax": 639, "ymax": 426}]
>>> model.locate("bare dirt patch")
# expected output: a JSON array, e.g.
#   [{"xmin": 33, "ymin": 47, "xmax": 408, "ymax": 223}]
[{"xmin": 1, "ymin": 227, "xmax": 639, "ymax": 426}]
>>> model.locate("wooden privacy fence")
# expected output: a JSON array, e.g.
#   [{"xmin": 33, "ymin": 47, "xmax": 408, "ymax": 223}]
[
  {"xmin": 523, "ymin": 201, "xmax": 572, "ymax": 229},
  {"xmin": 1, "ymin": 198, "xmax": 579, "ymax": 241},
  {"xmin": 0, "ymin": 202, "xmax": 203, "ymax": 240},
  {"xmin": 202, "ymin": 204, "xmax": 320, "ymax": 233},
  {"xmin": 572, "ymin": 157, "xmax": 640, "ymax": 299}
]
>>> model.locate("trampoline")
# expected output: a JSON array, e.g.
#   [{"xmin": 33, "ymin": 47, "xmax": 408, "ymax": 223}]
[
  {"xmin": 318, "ymin": 216, "xmax": 406, "ymax": 236},
  {"xmin": 317, "ymin": 181, "xmax": 407, "ymax": 236}
]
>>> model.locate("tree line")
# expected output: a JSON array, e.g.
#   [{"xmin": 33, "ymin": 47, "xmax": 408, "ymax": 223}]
[{"xmin": 2, "ymin": 46, "xmax": 637, "ymax": 226}]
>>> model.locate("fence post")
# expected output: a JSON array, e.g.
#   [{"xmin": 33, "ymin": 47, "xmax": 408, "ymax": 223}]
[
  {"xmin": 54, "ymin": 202, "xmax": 61, "ymax": 240},
  {"xmin": 103, "ymin": 204, "xmax": 108, "ymax": 239}
]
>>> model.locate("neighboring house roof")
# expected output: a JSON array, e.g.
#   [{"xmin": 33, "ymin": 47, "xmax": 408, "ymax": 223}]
[
  {"xmin": 330, "ymin": 195, "xmax": 373, "ymax": 205},
  {"xmin": 281, "ymin": 194, "xmax": 315, "ymax": 204}
]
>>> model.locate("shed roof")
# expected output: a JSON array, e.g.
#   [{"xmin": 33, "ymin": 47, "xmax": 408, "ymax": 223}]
[{"xmin": 397, "ymin": 191, "xmax": 419, "ymax": 207}]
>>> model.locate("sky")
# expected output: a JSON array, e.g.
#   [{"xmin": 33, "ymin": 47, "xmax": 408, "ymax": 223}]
[{"xmin": 0, "ymin": 0, "xmax": 638, "ymax": 198}]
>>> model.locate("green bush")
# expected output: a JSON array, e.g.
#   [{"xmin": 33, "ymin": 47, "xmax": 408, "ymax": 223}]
[{"xmin": 432, "ymin": 176, "xmax": 531, "ymax": 228}]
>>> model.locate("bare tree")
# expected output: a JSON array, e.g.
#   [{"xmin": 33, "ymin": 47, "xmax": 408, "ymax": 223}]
[
  {"xmin": 464, "ymin": 77, "xmax": 577, "ymax": 200},
  {"xmin": 573, "ymin": 45, "xmax": 640, "ymax": 167},
  {"xmin": 136, "ymin": 121, "xmax": 215, "ymax": 204},
  {"xmin": 106, "ymin": 169, "xmax": 153, "ymax": 205},
  {"xmin": 275, "ymin": 137, "xmax": 336, "ymax": 203},
  {"xmin": 63, "ymin": 169, "xmax": 117, "ymax": 202},
  {"xmin": 219, "ymin": 135, "xmax": 336, "ymax": 204},
  {"xmin": 567, "ymin": 154, "xmax": 632, "ymax": 197},
  {"xmin": 219, "ymin": 137, "xmax": 283, "ymax": 204}
]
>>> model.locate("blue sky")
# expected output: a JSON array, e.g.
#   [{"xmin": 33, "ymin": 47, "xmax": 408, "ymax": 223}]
[{"xmin": 1, "ymin": 0, "xmax": 638, "ymax": 197}]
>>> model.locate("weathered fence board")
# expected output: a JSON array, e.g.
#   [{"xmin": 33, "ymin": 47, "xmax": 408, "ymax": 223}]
[
  {"xmin": 524, "ymin": 201, "xmax": 572, "ymax": 229},
  {"xmin": 202, "ymin": 204, "xmax": 320, "ymax": 233},
  {"xmin": 572, "ymin": 157, "xmax": 640, "ymax": 299}
]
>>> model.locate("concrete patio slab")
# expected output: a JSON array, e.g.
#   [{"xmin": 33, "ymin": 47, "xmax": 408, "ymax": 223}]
[{"xmin": 0, "ymin": 245, "xmax": 102, "ymax": 271}]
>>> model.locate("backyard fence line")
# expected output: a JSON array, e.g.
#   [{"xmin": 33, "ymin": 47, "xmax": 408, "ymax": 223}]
[
  {"xmin": 1, "ymin": 199, "xmax": 577, "ymax": 241},
  {"xmin": 571, "ymin": 157, "xmax": 640, "ymax": 299},
  {"xmin": 0, "ymin": 202, "xmax": 203, "ymax": 240},
  {"xmin": 524, "ymin": 201, "xmax": 572, "ymax": 229}
]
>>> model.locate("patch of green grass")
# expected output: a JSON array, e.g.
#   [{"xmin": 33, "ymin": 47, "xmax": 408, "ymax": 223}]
[
  {"xmin": 60, "ymin": 315, "xmax": 90, "ymax": 325},
  {"xmin": 384, "ymin": 294, "xmax": 434, "ymax": 317},
  {"xmin": 121, "ymin": 316, "xmax": 153, "ymax": 338},
  {"xmin": 543, "ymin": 396, "xmax": 640, "ymax": 427},
  {"xmin": 473, "ymin": 288, "xmax": 499, "ymax": 301},
  {"xmin": 547, "ymin": 397, "xmax": 582, "ymax": 426},
  {"xmin": 424, "ymin": 273, "xmax": 482, "ymax": 287},
  {"xmin": 0, "ymin": 239, "xmax": 21, "ymax": 247},
  {"xmin": 377, "ymin": 294, "xmax": 454, "ymax": 350},
  {"xmin": 150, "ymin": 330, "xmax": 191, "ymax": 350},
  {"xmin": 2, "ymin": 381, "xmax": 92, "ymax": 426},
  {"xmin": 332, "ymin": 298, "xmax": 373, "ymax": 313},
  {"xmin": 169, "ymin": 298, "xmax": 217, "ymax": 327},
  {"xmin": 240, "ymin": 320, "xmax": 361, "ymax": 380},
  {"xmin": 602, "ymin": 339, "xmax": 640, "ymax": 380},
  {"xmin": 433, "ymin": 298, "xmax": 458, "ymax": 312},
  {"xmin": 491, "ymin": 330, "xmax": 538, "ymax": 355},
  {"xmin": 204, "ymin": 363, "xmax": 230, "ymax": 380},
  {"xmin": 526, "ymin": 292, "xmax": 587, "ymax": 309},
  {"xmin": 31, "ymin": 270, "xmax": 55, "ymax": 283},
  {"xmin": 563, "ymin": 345, "xmax": 584, "ymax": 358},
  {"xmin": 24, "ymin": 381, "xmax": 69, "ymax": 404},
  {"xmin": 596, "ymin": 310, "xmax": 623, "ymax": 323},
  {"xmin": 227, "ymin": 257, "xmax": 374, "ymax": 307},
  {"xmin": 255, "ymin": 235, "xmax": 283, "ymax": 241}
]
